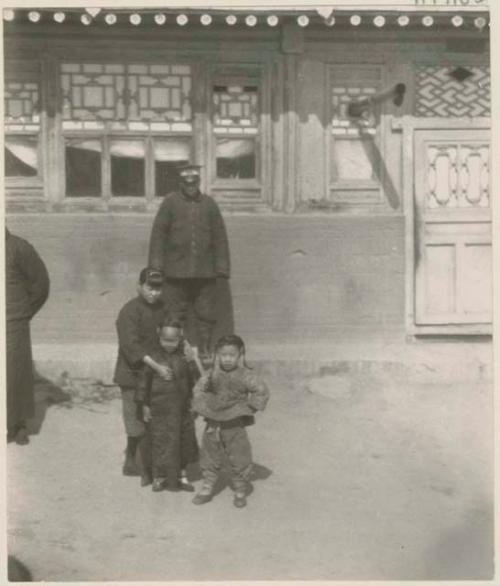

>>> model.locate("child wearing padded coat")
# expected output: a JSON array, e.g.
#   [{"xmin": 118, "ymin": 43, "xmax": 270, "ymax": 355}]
[
  {"xmin": 135, "ymin": 319, "xmax": 200, "ymax": 492},
  {"xmin": 191, "ymin": 335, "xmax": 269, "ymax": 508}
]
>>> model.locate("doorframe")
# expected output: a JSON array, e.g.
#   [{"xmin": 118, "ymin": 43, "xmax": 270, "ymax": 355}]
[{"xmin": 393, "ymin": 115, "xmax": 491, "ymax": 336}]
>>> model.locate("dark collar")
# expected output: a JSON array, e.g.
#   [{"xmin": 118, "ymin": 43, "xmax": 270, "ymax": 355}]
[
  {"xmin": 180, "ymin": 190, "xmax": 202, "ymax": 202},
  {"xmin": 137, "ymin": 296, "xmax": 163, "ymax": 308}
]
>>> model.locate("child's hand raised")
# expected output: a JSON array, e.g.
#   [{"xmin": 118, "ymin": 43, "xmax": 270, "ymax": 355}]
[
  {"xmin": 155, "ymin": 364, "xmax": 173, "ymax": 380},
  {"xmin": 143, "ymin": 405, "xmax": 152, "ymax": 422},
  {"xmin": 183, "ymin": 340, "xmax": 196, "ymax": 362}
]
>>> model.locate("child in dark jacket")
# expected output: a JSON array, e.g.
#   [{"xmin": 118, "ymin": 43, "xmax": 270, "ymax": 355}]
[
  {"xmin": 113, "ymin": 268, "xmax": 171, "ymax": 476},
  {"xmin": 135, "ymin": 319, "xmax": 200, "ymax": 492},
  {"xmin": 191, "ymin": 335, "xmax": 270, "ymax": 508}
]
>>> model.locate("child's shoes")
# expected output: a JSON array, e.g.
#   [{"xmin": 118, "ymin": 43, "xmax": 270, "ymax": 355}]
[
  {"xmin": 152, "ymin": 478, "xmax": 166, "ymax": 492},
  {"xmin": 192, "ymin": 484, "xmax": 213, "ymax": 505},
  {"xmin": 141, "ymin": 474, "xmax": 152, "ymax": 487},
  {"xmin": 192, "ymin": 493, "xmax": 212, "ymax": 505},
  {"xmin": 233, "ymin": 492, "xmax": 247, "ymax": 508},
  {"xmin": 178, "ymin": 477, "xmax": 195, "ymax": 492}
]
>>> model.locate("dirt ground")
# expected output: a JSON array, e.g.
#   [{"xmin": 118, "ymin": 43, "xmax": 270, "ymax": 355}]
[{"xmin": 7, "ymin": 368, "xmax": 494, "ymax": 581}]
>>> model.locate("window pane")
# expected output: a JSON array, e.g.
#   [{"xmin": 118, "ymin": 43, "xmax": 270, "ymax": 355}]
[
  {"xmin": 129, "ymin": 64, "xmax": 192, "ymax": 123},
  {"xmin": 331, "ymin": 137, "xmax": 377, "ymax": 182},
  {"xmin": 65, "ymin": 138, "xmax": 102, "ymax": 197},
  {"xmin": 213, "ymin": 84, "xmax": 259, "ymax": 129},
  {"xmin": 61, "ymin": 62, "xmax": 193, "ymax": 129},
  {"xmin": 111, "ymin": 139, "xmax": 145, "ymax": 197},
  {"xmin": 4, "ymin": 81, "xmax": 40, "ymax": 124},
  {"xmin": 5, "ymin": 136, "xmax": 38, "ymax": 177},
  {"xmin": 61, "ymin": 63, "xmax": 126, "ymax": 122},
  {"xmin": 154, "ymin": 138, "xmax": 191, "ymax": 196},
  {"xmin": 216, "ymin": 138, "xmax": 255, "ymax": 179},
  {"xmin": 330, "ymin": 65, "xmax": 381, "ymax": 132}
]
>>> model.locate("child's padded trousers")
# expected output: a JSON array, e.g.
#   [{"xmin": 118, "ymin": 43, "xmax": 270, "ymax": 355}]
[{"xmin": 200, "ymin": 420, "xmax": 253, "ymax": 493}]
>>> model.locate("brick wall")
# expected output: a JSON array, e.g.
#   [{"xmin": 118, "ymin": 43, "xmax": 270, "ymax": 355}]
[{"xmin": 6, "ymin": 213, "xmax": 406, "ymax": 346}]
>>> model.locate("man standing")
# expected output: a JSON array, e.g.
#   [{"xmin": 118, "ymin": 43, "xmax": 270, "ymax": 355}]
[
  {"xmin": 5, "ymin": 229, "xmax": 50, "ymax": 444},
  {"xmin": 148, "ymin": 164, "xmax": 230, "ymax": 365}
]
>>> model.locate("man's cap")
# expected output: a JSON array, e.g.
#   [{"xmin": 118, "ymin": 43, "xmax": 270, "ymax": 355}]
[
  {"xmin": 178, "ymin": 163, "xmax": 202, "ymax": 177},
  {"xmin": 139, "ymin": 267, "xmax": 164, "ymax": 287}
]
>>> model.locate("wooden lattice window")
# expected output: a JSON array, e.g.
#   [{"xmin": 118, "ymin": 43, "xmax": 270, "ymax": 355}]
[
  {"xmin": 329, "ymin": 65, "xmax": 384, "ymax": 204},
  {"xmin": 5, "ymin": 81, "xmax": 40, "ymax": 124},
  {"xmin": 61, "ymin": 62, "xmax": 192, "ymax": 129},
  {"xmin": 128, "ymin": 64, "xmax": 192, "ymax": 123},
  {"xmin": 4, "ymin": 61, "xmax": 43, "ymax": 186},
  {"xmin": 60, "ymin": 61, "xmax": 193, "ymax": 199},
  {"xmin": 212, "ymin": 81, "xmax": 260, "ymax": 183},
  {"xmin": 213, "ymin": 84, "xmax": 259, "ymax": 130}
]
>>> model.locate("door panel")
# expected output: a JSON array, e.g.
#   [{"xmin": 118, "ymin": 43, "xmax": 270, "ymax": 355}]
[
  {"xmin": 461, "ymin": 241, "xmax": 492, "ymax": 316},
  {"xmin": 414, "ymin": 129, "xmax": 491, "ymax": 329},
  {"xmin": 423, "ymin": 243, "xmax": 455, "ymax": 317}
]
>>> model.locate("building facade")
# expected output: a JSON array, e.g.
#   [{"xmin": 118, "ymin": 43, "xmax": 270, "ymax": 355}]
[{"xmin": 3, "ymin": 6, "xmax": 492, "ymax": 346}]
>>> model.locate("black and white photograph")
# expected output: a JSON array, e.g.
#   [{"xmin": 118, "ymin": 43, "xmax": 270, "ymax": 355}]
[{"xmin": 3, "ymin": 0, "xmax": 496, "ymax": 582}]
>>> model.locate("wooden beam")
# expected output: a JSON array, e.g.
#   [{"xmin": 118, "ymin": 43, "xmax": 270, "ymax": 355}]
[
  {"xmin": 283, "ymin": 53, "xmax": 298, "ymax": 213},
  {"xmin": 281, "ymin": 22, "xmax": 304, "ymax": 55}
]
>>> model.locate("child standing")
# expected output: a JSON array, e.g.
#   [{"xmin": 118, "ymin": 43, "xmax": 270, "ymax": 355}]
[
  {"xmin": 191, "ymin": 335, "xmax": 270, "ymax": 508},
  {"xmin": 135, "ymin": 319, "xmax": 200, "ymax": 492},
  {"xmin": 114, "ymin": 268, "xmax": 171, "ymax": 476}
]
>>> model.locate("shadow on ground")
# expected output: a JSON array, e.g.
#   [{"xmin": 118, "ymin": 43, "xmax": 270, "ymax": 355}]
[
  {"xmin": 25, "ymin": 371, "xmax": 72, "ymax": 437},
  {"xmin": 423, "ymin": 502, "xmax": 494, "ymax": 580},
  {"xmin": 24, "ymin": 372, "xmax": 122, "ymax": 439},
  {"xmin": 8, "ymin": 555, "xmax": 33, "ymax": 581}
]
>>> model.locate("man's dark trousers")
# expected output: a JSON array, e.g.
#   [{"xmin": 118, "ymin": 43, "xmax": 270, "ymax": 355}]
[{"xmin": 163, "ymin": 277, "xmax": 217, "ymax": 355}]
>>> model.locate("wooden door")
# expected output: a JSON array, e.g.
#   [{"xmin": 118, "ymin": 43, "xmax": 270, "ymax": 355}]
[{"xmin": 414, "ymin": 128, "xmax": 491, "ymax": 333}]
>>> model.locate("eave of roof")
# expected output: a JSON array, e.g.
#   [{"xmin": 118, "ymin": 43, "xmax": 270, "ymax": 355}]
[
  {"xmin": 3, "ymin": 5, "xmax": 490, "ymax": 31},
  {"xmin": 2, "ymin": 2, "xmax": 490, "ymax": 14}
]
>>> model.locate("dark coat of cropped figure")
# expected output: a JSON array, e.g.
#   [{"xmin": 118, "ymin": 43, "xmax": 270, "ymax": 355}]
[
  {"xmin": 148, "ymin": 164, "xmax": 230, "ymax": 363},
  {"xmin": 5, "ymin": 229, "xmax": 50, "ymax": 445}
]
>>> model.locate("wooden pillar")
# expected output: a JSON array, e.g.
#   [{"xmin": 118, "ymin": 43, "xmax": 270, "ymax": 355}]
[
  {"xmin": 270, "ymin": 57, "xmax": 285, "ymax": 211},
  {"xmin": 299, "ymin": 59, "xmax": 327, "ymax": 204},
  {"xmin": 193, "ymin": 60, "xmax": 208, "ymax": 193},
  {"xmin": 43, "ymin": 56, "xmax": 60, "ymax": 210},
  {"xmin": 281, "ymin": 23, "xmax": 303, "ymax": 213}
]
